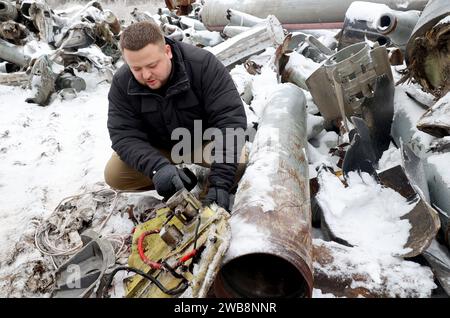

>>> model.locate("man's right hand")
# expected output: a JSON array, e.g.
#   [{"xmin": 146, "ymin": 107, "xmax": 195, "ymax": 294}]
[
  {"xmin": 152, "ymin": 165, "xmax": 192, "ymax": 200},
  {"xmin": 202, "ymin": 187, "xmax": 230, "ymax": 211}
]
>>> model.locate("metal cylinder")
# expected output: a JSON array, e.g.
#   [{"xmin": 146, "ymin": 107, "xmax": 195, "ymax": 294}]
[
  {"xmin": 0, "ymin": 38, "xmax": 30, "ymax": 68},
  {"xmin": 222, "ymin": 25, "xmax": 250, "ymax": 38},
  {"xmin": 55, "ymin": 73, "xmax": 87, "ymax": 92},
  {"xmin": 376, "ymin": 10, "xmax": 420, "ymax": 49},
  {"xmin": 0, "ymin": 0, "xmax": 18, "ymax": 22},
  {"xmin": 226, "ymin": 9, "xmax": 264, "ymax": 27},
  {"xmin": 0, "ymin": 1, "xmax": 18, "ymax": 21},
  {"xmin": 213, "ymin": 83, "xmax": 313, "ymax": 298},
  {"xmin": 200, "ymin": 0, "xmax": 428, "ymax": 31}
]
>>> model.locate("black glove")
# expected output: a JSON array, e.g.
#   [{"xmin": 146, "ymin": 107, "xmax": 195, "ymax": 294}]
[
  {"xmin": 203, "ymin": 187, "xmax": 230, "ymax": 211},
  {"xmin": 152, "ymin": 165, "xmax": 194, "ymax": 200}
]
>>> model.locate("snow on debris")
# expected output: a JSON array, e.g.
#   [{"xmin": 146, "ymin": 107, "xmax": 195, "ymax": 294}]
[
  {"xmin": 427, "ymin": 152, "xmax": 450, "ymax": 190},
  {"xmin": 313, "ymin": 288, "xmax": 344, "ymax": 298},
  {"xmin": 378, "ymin": 145, "xmax": 402, "ymax": 172},
  {"xmin": 227, "ymin": 213, "xmax": 274, "ymax": 257},
  {"xmin": 417, "ymin": 92, "xmax": 450, "ymax": 133},
  {"xmin": 313, "ymin": 239, "xmax": 436, "ymax": 298},
  {"xmin": 316, "ymin": 170, "xmax": 413, "ymax": 257}
]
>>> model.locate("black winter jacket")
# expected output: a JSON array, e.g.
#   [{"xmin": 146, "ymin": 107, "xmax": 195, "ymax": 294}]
[{"xmin": 107, "ymin": 38, "xmax": 247, "ymax": 191}]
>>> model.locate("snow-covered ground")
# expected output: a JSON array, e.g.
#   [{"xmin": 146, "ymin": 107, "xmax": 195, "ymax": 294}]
[
  {"xmin": 0, "ymin": 71, "xmax": 111, "ymax": 296},
  {"xmin": 0, "ymin": 71, "xmax": 109, "ymax": 257}
]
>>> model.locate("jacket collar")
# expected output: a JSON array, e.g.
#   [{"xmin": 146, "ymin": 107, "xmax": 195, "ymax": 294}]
[{"xmin": 127, "ymin": 37, "xmax": 190, "ymax": 97}]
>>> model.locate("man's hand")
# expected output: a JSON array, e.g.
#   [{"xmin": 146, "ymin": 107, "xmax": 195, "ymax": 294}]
[
  {"xmin": 203, "ymin": 187, "xmax": 230, "ymax": 211},
  {"xmin": 152, "ymin": 165, "xmax": 193, "ymax": 200}
]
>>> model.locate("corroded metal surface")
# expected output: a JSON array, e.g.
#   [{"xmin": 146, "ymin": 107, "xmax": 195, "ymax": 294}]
[
  {"xmin": 417, "ymin": 93, "xmax": 450, "ymax": 138},
  {"xmin": 213, "ymin": 83, "xmax": 313, "ymax": 298},
  {"xmin": 165, "ymin": 0, "xmax": 194, "ymax": 16},
  {"xmin": 406, "ymin": 0, "xmax": 450, "ymax": 97},
  {"xmin": 313, "ymin": 240, "xmax": 437, "ymax": 298},
  {"xmin": 379, "ymin": 165, "xmax": 440, "ymax": 258}
]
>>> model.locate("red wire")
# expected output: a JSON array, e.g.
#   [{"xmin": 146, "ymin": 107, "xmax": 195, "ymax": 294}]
[
  {"xmin": 137, "ymin": 230, "xmax": 162, "ymax": 270},
  {"xmin": 178, "ymin": 249, "xmax": 198, "ymax": 265},
  {"xmin": 137, "ymin": 230, "xmax": 199, "ymax": 270}
]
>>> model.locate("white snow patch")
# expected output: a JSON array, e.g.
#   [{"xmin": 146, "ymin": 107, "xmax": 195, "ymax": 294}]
[
  {"xmin": 249, "ymin": 65, "xmax": 278, "ymax": 118},
  {"xmin": 417, "ymin": 92, "xmax": 450, "ymax": 129},
  {"xmin": 233, "ymin": 125, "xmax": 281, "ymax": 212},
  {"xmin": 303, "ymin": 89, "xmax": 320, "ymax": 114},
  {"xmin": 227, "ymin": 214, "xmax": 272, "ymax": 256},
  {"xmin": 24, "ymin": 40, "xmax": 56, "ymax": 59},
  {"xmin": 316, "ymin": 170, "xmax": 414, "ymax": 256},
  {"xmin": 307, "ymin": 142, "xmax": 337, "ymax": 170},
  {"xmin": 378, "ymin": 145, "xmax": 402, "ymax": 172},
  {"xmin": 437, "ymin": 15, "xmax": 450, "ymax": 26},
  {"xmin": 313, "ymin": 288, "xmax": 342, "ymax": 298},
  {"xmin": 392, "ymin": 82, "xmax": 437, "ymax": 157},
  {"xmin": 242, "ymin": 101, "xmax": 259, "ymax": 128},
  {"xmin": 310, "ymin": 130, "xmax": 340, "ymax": 155},
  {"xmin": 230, "ymin": 64, "xmax": 255, "ymax": 106},
  {"xmin": 427, "ymin": 152, "xmax": 450, "ymax": 188},
  {"xmin": 284, "ymin": 51, "xmax": 321, "ymax": 80},
  {"xmin": 307, "ymin": 114, "xmax": 325, "ymax": 140}
]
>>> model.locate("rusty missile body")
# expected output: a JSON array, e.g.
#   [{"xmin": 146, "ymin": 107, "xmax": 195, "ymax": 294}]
[{"xmin": 213, "ymin": 83, "xmax": 313, "ymax": 298}]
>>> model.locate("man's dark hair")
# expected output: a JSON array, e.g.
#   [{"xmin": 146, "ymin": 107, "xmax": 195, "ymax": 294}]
[{"xmin": 120, "ymin": 21, "xmax": 165, "ymax": 51}]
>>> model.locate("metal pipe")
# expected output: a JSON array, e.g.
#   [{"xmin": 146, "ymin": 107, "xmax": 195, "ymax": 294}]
[
  {"xmin": 200, "ymin": 0, "xmax": 428, "ymax": 31},
  {"xmin": 213, "ymin": 83, "xmax": 313, "ymax": 298},
  {"xmin": 0, "ymin": 71, "xmax": 29, "ymax": 86},
  {"xmin": 222, "ymin": 25, "xmax": 250, "ymax": 38},
  {"xmin": 376, "ymin": 10, "xmax": 420, "ymax": 50},
  {"xmin": 180, "ymin": 16, "xmax": 207, "ymax": 31},
  {"xmin": 0, "ymin": 0, "xmax": 18, "ymax": 22},
  {"xmin": 226, "ymin": 9, "xmax": 264, "ymax": 27},
  {"xmin": 0, "ymin": 38, "xmax": 30, "ymax": 68},
  {"xmin": 206, "ymin": 15, "xmax": 284, "ymax": 68}
]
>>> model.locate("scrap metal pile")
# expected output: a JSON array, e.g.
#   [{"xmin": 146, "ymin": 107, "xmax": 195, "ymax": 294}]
[
  {"xmin": 6, "ymin": 0, "xmax": 449, "ymax": 298},
  {"xmin": 0, "ymin": 0, "xmax": 124, "ymax": 105}
]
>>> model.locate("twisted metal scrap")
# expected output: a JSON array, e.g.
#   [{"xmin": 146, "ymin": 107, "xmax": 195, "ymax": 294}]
[{"xmin": 25, "ymin": 55, "xmax": 57, "ymax": 106}]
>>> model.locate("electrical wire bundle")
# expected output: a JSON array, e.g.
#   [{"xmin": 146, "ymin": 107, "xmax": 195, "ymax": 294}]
[{"xmin": 34, "ymin": 187, "xmax": 123, "ymax": 269}]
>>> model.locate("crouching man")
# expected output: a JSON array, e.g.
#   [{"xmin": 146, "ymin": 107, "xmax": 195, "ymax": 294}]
[{"xmin": 104, "ymin": 21, "xmax": 247, "ymax": 211}]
